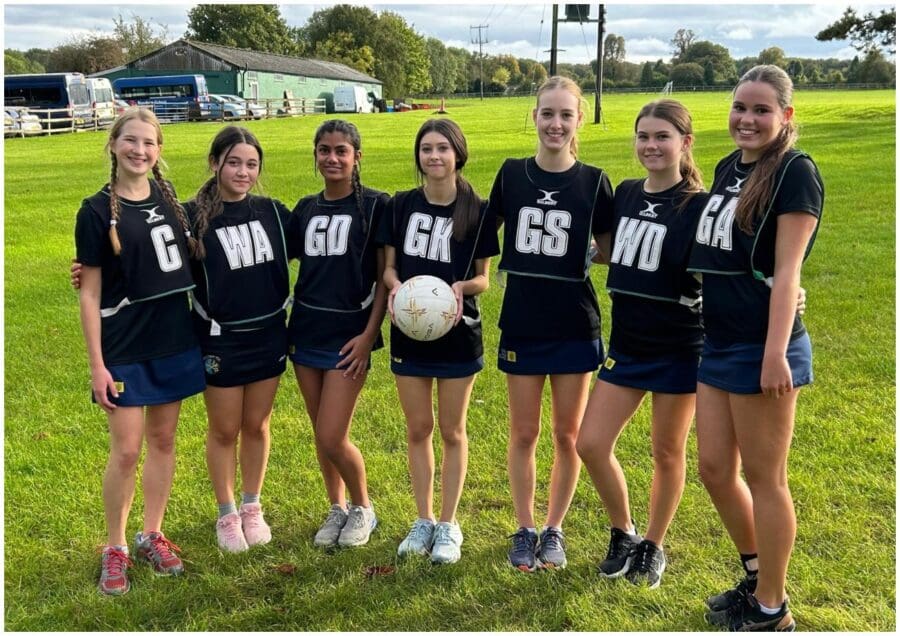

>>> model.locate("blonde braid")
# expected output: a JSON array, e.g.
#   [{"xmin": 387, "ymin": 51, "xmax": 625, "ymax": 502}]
[
  {"xmin": 108, "ymin": 155, "xmax": 123, "ymax": 255},
  {"xmin": 152, "ymin": 163, "xmax": 199, "ymax": 258}
]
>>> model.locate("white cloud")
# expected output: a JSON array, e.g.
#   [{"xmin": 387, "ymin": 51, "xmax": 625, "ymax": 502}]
[{"xmin": 720, "ymin": 27, "xmax": 754, "ymax": 40}]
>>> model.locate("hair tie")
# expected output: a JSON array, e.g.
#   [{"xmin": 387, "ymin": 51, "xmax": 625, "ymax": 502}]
[
  {"xmin": 110, "ymin": 219, "xmax": 118, "ymax": 227},
  {"xmin": 184, "ymin": 230, "xmax": 192, "ymax": 238}
]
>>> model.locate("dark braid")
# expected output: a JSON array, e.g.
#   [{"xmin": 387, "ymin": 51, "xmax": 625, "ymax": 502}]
[
  {"xmin": 108, "ymin": 155, "xmax": 123, "ymax": 255},
  {"xmin": 351, "ymin": 163, "xmax": 368, "ymax": 234},
  {"xmin": 152, "ymin": 163, "xmax": 198, "ymax": 258}
]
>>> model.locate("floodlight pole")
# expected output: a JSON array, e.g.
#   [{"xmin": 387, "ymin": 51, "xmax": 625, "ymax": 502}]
[
  {"xmin": 595, "ymin": 5, "xmax": 604, "ymax": 124},
  {"xmin": 550, "ymin": 6, "xmax": 559, "ymax": 76}
]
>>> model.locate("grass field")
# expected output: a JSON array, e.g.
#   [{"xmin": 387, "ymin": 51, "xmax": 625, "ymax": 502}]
[{"xmin": 4, "ymin": 89, "xmax": 895, "ymax": 631}]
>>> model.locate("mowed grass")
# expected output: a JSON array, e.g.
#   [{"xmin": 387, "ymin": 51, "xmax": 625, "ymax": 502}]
[{"xmin": 4, "ymin": 89, "xmax": 895, "ymax": 631}]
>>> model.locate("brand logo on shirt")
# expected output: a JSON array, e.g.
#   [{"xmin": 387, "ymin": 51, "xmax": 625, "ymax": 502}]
[
  {"xmin": 536, "ymin": 190, "xmax": 559, "ymax": 205},
  {"xmin": 638, "ymin": 201, "xmax": 661, "ymax": 219},
  {"xmin": 141, "ymin": 206, "xmax": 165, "ymax": 224},
  {"xmin": 725, "ymin": 176, "xmax": 747, "ymax": 194}
]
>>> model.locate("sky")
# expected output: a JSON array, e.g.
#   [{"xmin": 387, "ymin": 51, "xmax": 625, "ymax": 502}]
[{"xmin": 3, "ymin": 2, "xmax": 891, "ymax": 65}]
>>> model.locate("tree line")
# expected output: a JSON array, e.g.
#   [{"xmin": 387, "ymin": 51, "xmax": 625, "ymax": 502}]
[{"xmin": 4, "ymin": 5, "xmax": 895, "ymax": 97}]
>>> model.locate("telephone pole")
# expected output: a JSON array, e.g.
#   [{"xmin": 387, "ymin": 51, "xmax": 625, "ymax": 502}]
[{"xmin": 470, "ymin": 24, "xmax": 488, "ymax": 100}]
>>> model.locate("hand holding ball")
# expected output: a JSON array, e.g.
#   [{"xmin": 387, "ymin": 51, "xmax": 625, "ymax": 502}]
[{"xmin": 392, "ymin": 275, "xmax": 458, "ymax": 341}]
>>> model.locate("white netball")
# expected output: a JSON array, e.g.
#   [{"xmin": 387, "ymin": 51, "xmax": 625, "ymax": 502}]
[{"xmin": 392, "ymin": 275, "xmax": 459, "ymax": 342}]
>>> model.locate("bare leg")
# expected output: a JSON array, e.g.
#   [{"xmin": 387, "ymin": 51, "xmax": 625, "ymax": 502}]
[
  {"xmin": 435, "ymin": 375, "xmax": 476, "ymax": 522},
  {"xmin": 237, "ymin": 376, "xmax": 280, "ymax": 496},
  {"xmin": 204, "ymin": 386, "xmax": 243, "ymax": 505},
  {"xmin": 506, "ymin": 374, "xmax": 545, "ymax": 528},
  {"xmin": 295, "ymin": 364, "xmax": 346, "ymax": 508},
  {"xmin": 141, "ymin": 401, "xmax": 182, "ymax": 533},
  {"xmin": 103, "ymin": 407, "xmax": 144, "ymax": 545},
  {"xmin": 395, "ymin": 375, "xmax": 436, "ymax": 520},
  {"xmin": 545, "ymin": 372, "xmax": 592, "ymax": 528}
]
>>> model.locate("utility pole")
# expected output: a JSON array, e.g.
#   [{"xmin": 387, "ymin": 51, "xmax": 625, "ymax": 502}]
[
  {"xmin": 548, "ymin": 5, "xmax": 606, "ymax": 124},
  {"xmin": 470, "ymin": 24, "xmax": 489, "ymax": 100},
  {"xmin": 550, "ymin": 6, "xmax": 559, "ymax": 76},
  {"xmin": 595, "ymin": 5, "xmax": 605, "ymax": 124}
]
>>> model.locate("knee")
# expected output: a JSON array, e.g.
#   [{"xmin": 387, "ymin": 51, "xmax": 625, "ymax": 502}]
[
  {"xmin": 652, "ymin": 443, "xmax": 686, "ymax": 474},
  {"xmin": 510, "ymin": 423, "xmax": 539, "ymax": 450},
  {"xmin": 406, "ymin": 419, "xmax": 434, "ymax": 445},
  {"xmin": 439, "ymin": 424, "xmax": 466, "ymax": 447},
  {"xmin": 315, "ymin": 427, "xmax": 346, "ymax": 457},
  {"xmin": 111, "ymin": 447, "xmax": 141, "ymax": 474},
  {"xmin": 145, "ymin": 430, "xmax": 175, "ymax": 455},
  {"xmin": 552, "ymin": 426, "xmax": 578, "ymax": 452},
  {"xmin": 208, "ymin": 425, "xmax": 239, "ymax": 448},
  {"xmin": 576, "ymin": 432, "xmax": 606, "ymax": 463},
  {"xmin": 242, "ymin": 417, "xmax": 270, "ymax": 441},
  {"xmin": 743, "ymin": 463, "xmax": 787, "ymax": 494},
  {"xmin": 698, "ymin": 456, "xmax": 733, "ymax": 492}
]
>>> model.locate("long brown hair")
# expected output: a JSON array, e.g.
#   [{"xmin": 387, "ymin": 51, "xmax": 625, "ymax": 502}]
[
  {"xmin": 191, "ymin": 125, "xmax": 264, "ymax": 259},
  {"xmin": 731, "ymin": 64, "xmax": 798, "ymax": 233},
  {"xmin": 634, "ymin": 99, "xmax": 703, "ymax": 206},
  {"xmin": 414, "ymin": 118, "xmax": 481, "ymax": 241},
  {"xmin": 535, "ymin": 75, "xmax": 584, "ymax": 159},
  {"xmin": 105, "ymin": 108, "xmax": 196, "ymax": 257}
]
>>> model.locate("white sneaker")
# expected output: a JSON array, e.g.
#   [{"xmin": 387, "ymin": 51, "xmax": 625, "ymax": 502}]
[
  {"xmin": 338, "ymin": 504, "xmax": 377, "ymax": 547},
  {"xmin": 397, "ymin": 518, "xmax": 435, "ymax": 557},
  {"xmin": 314, "ymin": 504, "xmax": 348, "ymax": 547},
  {"xmin": 430, "ymin": 521, "xmax": 463, "ymax": 564}
]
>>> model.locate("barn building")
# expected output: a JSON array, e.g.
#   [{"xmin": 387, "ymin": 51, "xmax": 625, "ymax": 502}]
[{"xmin": 95, "ymin": 38, "xmax": 382, "ymax": 113}]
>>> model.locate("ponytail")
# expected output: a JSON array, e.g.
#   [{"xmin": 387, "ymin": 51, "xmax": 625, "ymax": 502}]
[
  {"xmin": 351, "ymin": 163, "xmax": 368, "ymax": 234},
  {"xmin": 451, "ymin": 174, "xmax": 481, "ymax": 241},
  {"xmin": 190, "ymin": 176, "xmax": 222, "ymax": 260}
]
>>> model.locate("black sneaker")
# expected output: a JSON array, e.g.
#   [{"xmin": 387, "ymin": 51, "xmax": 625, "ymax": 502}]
[
  {"xmin": 726, "ymin": 594, "xmax": 795, "ymax": 632},
  {"xmin": 597, "ymin": 527, "xmax": 642, "ymax": 578},
  {"xmin": 508, "ymin": 527, "xmax": 538, "ymax": 572},
  {"xmin": 706, "ymin": 575, "xmax": 758, "ymax": 625},
  {"xmin": 625, "ymin": 539, "xmax": 666, "ymax": 589},
  {"xmin": 536, "ymin": 527, "xmax": 567, "ymax": 569}
]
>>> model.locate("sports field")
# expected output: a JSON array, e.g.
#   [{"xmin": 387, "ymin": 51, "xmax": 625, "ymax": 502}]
[{"xmin": 4, "ymin": 89, "xmax": 895, "ymax": 630}]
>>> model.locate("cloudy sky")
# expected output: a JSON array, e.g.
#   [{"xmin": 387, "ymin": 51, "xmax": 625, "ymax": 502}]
[{"xmin": 3, "ymin": 2, "xmax": 890, "ymax": 64}]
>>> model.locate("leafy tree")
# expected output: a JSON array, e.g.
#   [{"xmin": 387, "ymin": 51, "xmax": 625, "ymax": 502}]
[
  {"xmin": 372, "ymin": 11, "xmax": 430, "ymax": 97},
  {"xmin": 757, "ymin": 46, "xmax": 787, "ymax": 69},
  {"xmin": 603, "ymin": 33, "xmax": 626, "ymax": 80},
  {"xmin": 640, "ymin": 61, "xmax": 655, "ymax": 87},
  {"xmin": 4, "ymin": 49, "xmax": 45, "ymax": 74},
  {"xmin": 681, "ymin": 40, "xmax": 736, "ymax": 83},
  {"xmin": 491, "ymin": 67, "xmax": 511, "ymax": 90},
  {"xmin": 670, "ymin": 28, "xmax": 697, "ymax": 61},
  {"xmin": 846, "ymin": 55, "xmax": 861, "ymax": 82},
  {"xmin": 426, "ymin": 38, "xmax": 464, "ymax": 94},
  {"xmin": 113, "ymin": 13, "xmax": 168, "ymax": 61},
  {"xmin": 24, "ymin": 48, "xmax": 52, "ymax": 70},
  {"xmin": 787, "ymin": 59, "xmax": 804, "ymax": 81},
  {"xmin": 185, "ymin": 4, "xmax": 298, "ymax": 55},
  {"xmin": 47, "ymin": 35, "xmax": 124, "ymax": 74},
  {"xmin": 296, "ymin": 4, "xmax": 378, "ymax": 55},
  {"xmin": 856, "ymin": 48, "xmax": 895, "ymax": 83},
  {"xmin": 669, "ymin": 62, "xmax": 705, "ymax": 86},
  {"xmin": 703, "ymin": 60, "xmax": 716, "ymax": 85},
  {"xmin": 314, "ymin": 31, "xmax": 375, "ymax": 75},
  {"xmin": 816, "ymin": 7, "xmax": 895, "ymax": 54}
]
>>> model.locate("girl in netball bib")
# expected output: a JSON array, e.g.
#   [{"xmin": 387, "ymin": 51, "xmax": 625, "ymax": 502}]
[
  {"xmin": 688, "ymin": 65, "xmax": 823, "ymax": 631},
  {"xmin": 488, "ymin": 76, "xmax": 615, "ymax": 571},
  {"xmin": 288, "ymin": 120, "xmax": 388, "ymax": 549},
  {"xmin": 576, "ymin": 100, "xmax": 704, "ymax": 588},
  {"xmin": 378, "ymin": 118, "xmax": 499, "ymax": 564},
  {"xmin": 75, "ymin": 108, "xmax": 205, "ymax": 595},
  {"xmin": 185, "ymin": 126, "xmax": 299, "ymax": 553}
]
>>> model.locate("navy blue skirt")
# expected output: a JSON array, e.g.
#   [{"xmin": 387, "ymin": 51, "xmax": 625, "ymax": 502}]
[
  {"xmin": 98, "ymin": 346, "xmax": 206, "ymax": 407},
  {"xmin": 391, "ymin": 355, "xmax": 483, "ymax": 379},
  {"xmin": 598, "ymin": 345, "xmax": 699, "ymax": 394},
  {"xmin": 697, "ymin": 332, "xmax": 813, "ymax": 395},
  {"xmin": 498, "ymin": 335, "xmax": 602, "ymax": 375},
  {"xmin": 290, "ymin": 346, "xmax": 372, "ymax": 372}
]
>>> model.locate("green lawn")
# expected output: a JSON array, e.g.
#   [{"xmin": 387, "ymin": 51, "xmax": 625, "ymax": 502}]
[{"xmin": 4, "ymin": 89, "xmax": 895, "ymax": 630}]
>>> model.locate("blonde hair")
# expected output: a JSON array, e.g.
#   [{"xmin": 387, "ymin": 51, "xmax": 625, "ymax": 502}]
[
  {"xmin": 634, "ymin": 99, "xmax": 704, "ymax": 200},
  {"xmin": 732, "ymin": 65, "xmax": 798, "ymax": 233},
  {"xmin": 105, "ymin": 108, "xmax": 197, "ymax": 256},
  {"xmin": 535, "ymin": 75, "xmax": 584, "ymax": 159}
]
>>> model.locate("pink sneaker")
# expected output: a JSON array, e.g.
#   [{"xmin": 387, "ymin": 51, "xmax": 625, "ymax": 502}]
[
  {"xmin": 239, "ymin": 503, "xmax": 272, "ymax": 546},
  {"xmin": 216, "ymin": 512, "xmax": 249, "ymax": 553}
]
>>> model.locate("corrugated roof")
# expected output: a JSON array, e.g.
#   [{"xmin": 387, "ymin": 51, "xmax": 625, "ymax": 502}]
[{"xmin": 182, "ymin": 39, "xmax": 381, "ymax": 85}]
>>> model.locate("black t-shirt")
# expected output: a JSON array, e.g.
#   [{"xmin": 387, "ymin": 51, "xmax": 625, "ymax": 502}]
[
  {"xmin": 688, "ymin": 151, "xmax": 824, "ymax": 344},
  {"xmin": 377, "ymin": 188, "xmax": 500, "ymax": 363},
  {"xmin": 74, "ymin": 185, "xmax": 196, "ymax": 365},
  {"xmin": 488, "ymin": 157, "xmax": 614, "ymax": 339},
  {"xmin": 185, "ymin": 195, "xmax": 296, "ymax": 332},
  {"xmin": 606, "ymin": 179, "xmax": 703, "ymax": 356},
  {"xmin": 288, "ymin": 188, "xmax": 388, "ymax": 351}
]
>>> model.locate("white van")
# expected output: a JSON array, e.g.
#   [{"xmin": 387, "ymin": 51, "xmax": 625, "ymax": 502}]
[
  {"xmin": 86, "ymin": 78, "xmax": 115, "ymax": 125},
  {"xmin": 333, "ymin": 85, "xmax": 373, "ymax": 113}
]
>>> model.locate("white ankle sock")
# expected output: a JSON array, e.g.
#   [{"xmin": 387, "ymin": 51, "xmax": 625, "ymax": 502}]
[{"xmin": 758, "ymin": 601, "xmax": 782, "ymax": 615}]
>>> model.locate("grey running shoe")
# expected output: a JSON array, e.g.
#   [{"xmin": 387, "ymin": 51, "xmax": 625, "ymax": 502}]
[
  {"xmin": 397, "ymin": 518, "xmax": 435, "ymax": 556},
  {"xmin": 430, "ymin": 521, "xmax": 463, "ymax": 564},
  {"xmin": 537, "ymin": 527, "xmax": 567, "ymax": 569},
  {"xmin": 508, "ymin": 527, "xmax": 539, "ymax": 572},
  {"xmin": 706, "ymin": 575, "xmax": 759, "ymax": 626},
  {"xmin": 314, "ymin": 504, "xmax": 348, "ymax": 547},
  {"xmin": 338, "ymin": 504, "xmax": 377, "ymax": 547},
  {"xmin": 98, "ymin": 546, "xmax": 132, "ymax": 596},
  {"xmin": 625, "ymin": 539, "xmax": 666, "ymax": 589},
  {"xmin": 134, "ymin": 531, "xmax": 184, "ymax": 576},
  {"xmin": 726, "ymin": 594, "xmax": 795, "ymax": 632},
  {"xmin": 598, "ymin": 527, "xmax": 642, "ymax": 578}
]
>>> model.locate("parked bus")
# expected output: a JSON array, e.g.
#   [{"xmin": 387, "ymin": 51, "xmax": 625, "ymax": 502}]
[
  {"xmin": 4, "ymin": 72, "xmax": 93, "ymax": 130},
  {"xmin": 113, "ymin": 74, "xmax": 211, "ymax": 121}
]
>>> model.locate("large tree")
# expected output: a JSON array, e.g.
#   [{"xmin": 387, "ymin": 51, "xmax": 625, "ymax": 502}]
[
  {"xmin": 670, "ymin": 28, "xmax": 697, "ymax": 61},
  {"xmin": 297, "ymin": 4, "xmax": 378, "ymax": 55},
  {"xmin": 185, "ymin": 4, "xmax": 298, "ymax": 55},
  {"xmin": 113, "ymin": 13, "xmax": 168, "ymax": 62},
  {"xmin": 817, "ymin": 7, "xmax": 896, "ymax": 54},
  {"xmin": 47, "ymin": 35, "xmax": 124, "ymax": 74},
  {"xmin": 4, "ymin": 49, "xmax": 45, "ymax": 74},
  {"xmin": 425, "ymin": 37, "xmax": 463, "ymax": 94},
  {"xmin": 680, "ymin": 40, "xmax": 736, "ymax": 83},
  {"xmin": 603, "ymin": 33, "xmax": 626, "ymax": 80},
  {"xmin": 669, "ymin": 62, "xmax": 705, "ymax": 86},
  {"xmin": 372, "ymin": 11, "xmax": 430, "ymax": 97},
  {"xmin": 757, "ymin": 46, "xmax": 787, "ymax": 69},
  {"xmin": 314, "ymin": 31, "xmax": 375, "ymax": 75}
]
